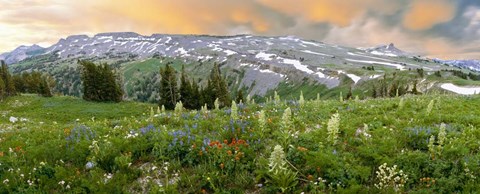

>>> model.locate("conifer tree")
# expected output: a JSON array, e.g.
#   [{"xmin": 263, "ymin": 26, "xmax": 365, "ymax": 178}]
[
  {"xmin": 207, "ymin": 63, "xmax": 231, "ymax": 108},
  {"xmin": 159, "ymin": 64, "xmax": 179, "ymax": 109},
  {"xmin": 236, "ymin": 89, "xmax": 245, "ymax": 104},
  {"xmin": 39, "ymin": 76, "xmax": 53, "ymax": 97},
  {"xmin": 79, "ymin": 60, "xmax": 123, "ymax": 102},
  {"xmin": 179, "ymin": 65, "xmax": 193, "ymax": 109},
  {"xmin": 191, "ymin": 78, "xmax": 201, "ymax": 109},
  {"xmin": 0, "ymin": 76, "xmax": 5, "ymax": 100},
  {"xmin": 0, "ymin": 60, "xmax": 16, "ymax": 97}
]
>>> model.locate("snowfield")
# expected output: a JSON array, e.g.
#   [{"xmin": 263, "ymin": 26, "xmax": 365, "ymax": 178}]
[
  {"xmin": 282, "ymin": 58, "xmax": 314, "ymax": 74},
  {"xmin": 440, "ymin": 83, "xmax": 480, "ymax": 95},
  {"xmin": 338, "ymin": 70, "xmax": 361, "ymax": 84}
]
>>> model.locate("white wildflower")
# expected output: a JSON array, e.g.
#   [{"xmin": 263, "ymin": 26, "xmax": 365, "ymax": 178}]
[{"xmin": 327, "ymin": 113, "xmax": 340, "ymax": 145}]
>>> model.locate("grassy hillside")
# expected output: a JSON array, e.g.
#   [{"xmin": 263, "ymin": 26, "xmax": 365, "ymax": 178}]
[{"xmin": 1, "ymin": 94, "xmax": 480, "ymax": 193}]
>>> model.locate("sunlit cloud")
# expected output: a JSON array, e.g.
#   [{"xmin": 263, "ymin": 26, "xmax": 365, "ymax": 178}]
[
  {"xmin": 0, "ymin": 0, "xmax": 479, "ymax": 59},
  {"xmin": 402, "ymin": 0, "xmax": 456, "ymax": 30}
]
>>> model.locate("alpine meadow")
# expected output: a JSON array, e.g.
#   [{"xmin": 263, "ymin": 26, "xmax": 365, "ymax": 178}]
[{"xmin": 1, "ymin": 0, "xmax": 480, "ymax": 193}]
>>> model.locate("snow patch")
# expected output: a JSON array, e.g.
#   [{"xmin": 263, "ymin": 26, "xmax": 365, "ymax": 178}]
[
  {"xmin": 175, "ymin": 47, "xmax": 188, "ymax": 55},
  {"xmin": 301, "ymin": 40, "xmax": 322, "ymax": 47},
  {"xmin": 255, "ymin": 52, "xmax": 276, "ymax": 61},
  {"xmin": 282, "ymin": 58, "xmax": 314, "ymax": 74},
  {"xmin": 338, "ymin": 70, "xmax": 361, "ymax": 84},
  {"xmin": 256, "ymin": 68, "xmax": 286, "ymax": 78},
  {"xmin": 97, "ymin": 36, "xmax": 113, "ymax": 40},
  {"xmin": 224, "ymin": 50, "xmax": 237, "ymax": 56},
  {"xmin": 440, "ymin": 83, "xmax": 480, "ymax": 95},
  {"xmin": 315, "ymin": 72, "xmax": 326, "ymax": 78},
  {"xmin": 301, "ymin": 50, "xmax": 333, "ymax": 57},
  {"xmin": 370, "ymin": 51, "xmax": 397, "ymax": 57}
]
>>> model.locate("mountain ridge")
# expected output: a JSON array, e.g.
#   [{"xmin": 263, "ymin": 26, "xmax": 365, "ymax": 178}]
[{"xmin": 4, "ymin": 32, "xmax": 480, "ymax": 101}]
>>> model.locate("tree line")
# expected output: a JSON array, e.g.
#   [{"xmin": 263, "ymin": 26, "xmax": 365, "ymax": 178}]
[
  {"xmin": 158, "ymin": 63, "xmax": 235, "ymax": 110},
  {"xmin": 79, "ymin": 60, "xmax": 241, "ymax": 110},
  {"xmin": 1, "ymin": 60, "xmax": 54, "ymax": 100},
  {"xmin": 79, "ymin": 60, "xmax": 124, "ymax": 102}
]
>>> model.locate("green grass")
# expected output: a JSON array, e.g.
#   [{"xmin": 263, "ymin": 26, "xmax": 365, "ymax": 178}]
[
  {"xmin": 2, "ymin": 94, "xmax": 480, "ymax": 193},
  {"xmin": 0, "ymin": 94, "xmax": 153, "ymax": 124}
]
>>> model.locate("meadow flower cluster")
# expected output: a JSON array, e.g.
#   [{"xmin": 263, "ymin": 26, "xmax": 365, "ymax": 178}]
[{"xmin": 0, "ymin": 94, "xmax": 480, "ymax": 193}]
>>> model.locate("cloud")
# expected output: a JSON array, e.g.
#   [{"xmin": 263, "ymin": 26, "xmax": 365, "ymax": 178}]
[
  {"xmin": 256, "ymin": 0, "xmax": 402, "ymax": 27},
  {"xmin": 0, "ymin": 0, "xmax": 478, "ymax": 59},
  {"xmin": 402, "ymin": 0, "xmax": 456, "ymax": 30}
]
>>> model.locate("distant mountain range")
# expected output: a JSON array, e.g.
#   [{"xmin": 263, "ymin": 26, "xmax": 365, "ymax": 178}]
[
  {"xmin": 0, "ymin": 44, "xmax": 45, "ymax": 65},
  {"xmin": 2, "ymin": 32, "xmax": 479, "ymax": 100}
]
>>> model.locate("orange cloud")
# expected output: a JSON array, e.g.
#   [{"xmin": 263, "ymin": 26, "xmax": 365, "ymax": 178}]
[
  {"xmin": 256, "ymin": 0, "xmax": 401, "ymax": 27},
  {"xmin": 0, "ymin": 0, "xmax": 476, "ymax": 60},
  {"xmin": 87, "ymin": 0, "xmax": 272, "ymax": 35},
  {"xmin": 403, "ymin": 0, "xmax": 456, "ymax": 30}
]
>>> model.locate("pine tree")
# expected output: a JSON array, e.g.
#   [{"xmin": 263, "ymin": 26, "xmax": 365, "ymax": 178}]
[
  {"xmin": 0, "ymin": 77, "xmax": 5, "ymax": 100},
  {"xmin": 346, "ymin": 87, "xmax": 353, "ymax": 100},
  {"xmin": 79, "ymin": 60, "xmax": 123, "ymax": 102},
  {"xmin": 191, "ymin": 78, "xmax": 201, "ymax": 109},
  {"xmin": 159, "ymin": 64, "xmax": 179, "ymax": 109},
  {"xmin": 179, "ymin": 65, "xmax": 193, "ymax": 109},
  {"xmin": 39, "ymin": 76, "xmax": 53, "ymax": 97},
  {"xmin": 0, "ymin": 60, "xmax": 16, "ymax": 97},
  {"xmin": 236, "ymin": 89, "xmax": 245, "ymax": 104},
  {"xmin": 207, "ymin": 63, "xmax": 231, "ymax": 108}
]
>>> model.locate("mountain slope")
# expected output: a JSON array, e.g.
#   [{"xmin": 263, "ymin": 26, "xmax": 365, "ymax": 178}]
[
  {"xmin": 4, "ymin": 32, "xmax": 480, "ymax": 101},
  {"xmin": 0, "ymin": 44, "xmax": 45, "ymax": 65}
]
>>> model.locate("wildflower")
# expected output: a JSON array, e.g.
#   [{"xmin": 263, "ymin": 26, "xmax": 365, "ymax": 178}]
[
  {"xmin": 66, "ymin": 185, "xmax": 70, "ymax": 189},
  {"xmin": 9, "ymin": 116, "xmax": 18, "ymax": 123},
  {"xmin": 231, "ymin": 101, "xmax": 238, "ymax": 121},
  {"xmin": 58, "ymin": 180, "xmax": 65, "ymax": 185},
  {"xmin": 327, "ymin": 113, "xmax": 340, "ymax": 145},
  {"xmin": 438, "ymin": 123, "xmax": 447, "ymax": 146},
  {"xmin": 40, "ymin": 161, "xmax": 46, "ymax": 166},
  {"xmin": 85, "ymin": 161, "xmax": 95, "ymax": 169},
  {"xmin": 104, "ymin": 173, "xmax": 113, "ymax": 179},
  {"xmin": 375, "ymin": 163, "xmax": 408, "ymax": 191},
  {"xmin": 297, "ymin": 146, "xmax": 308, "ymax": 152},
  {"xmin": 3, "ymin": 179, "xmax": 8, "ymax": 184},
  {"xmin": 426, "ymin": 99, "xmax": 434, "ymax": 116},
  {"xmin": 269, "ymin": 145, "xmax": 287, "ymax": 173},
  {"xmin": 0, "ymin": 152, "xmax": 3, "ymax": 157},
  {"xmin": 220, "ymin": 163, "xmax": 224, "ymax": 169},
  {"xmin": 307, "ymin": 175, "xmax": 314, "ymax": 181},
  {"xmin": 299, "ymin": 91, "xmax": 305, "ymax": 107}
]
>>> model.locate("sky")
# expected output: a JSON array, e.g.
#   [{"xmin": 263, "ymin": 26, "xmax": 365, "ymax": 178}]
[{"xmin": 1, "ymin": 0, "xmax": 479, "ymax": 59}]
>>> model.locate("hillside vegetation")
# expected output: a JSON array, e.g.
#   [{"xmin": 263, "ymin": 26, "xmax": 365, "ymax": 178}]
[{"xmin": 1, "ymin": 94, "xmax": 480, "ymax": 193}]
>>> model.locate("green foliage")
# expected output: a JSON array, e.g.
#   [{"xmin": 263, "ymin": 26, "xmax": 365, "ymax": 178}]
[
  {"xmin": 159, "ymin": 64, "xmax": 179, "ymax": 109},
  {"xmin": 12, "ymin": 71, "xmax": 55, "ymax": 97},
  {"xmin": 0, "ymin": 60, "xmax": 16, "ymax": 99},
  {"xmin": 327, "ymin": 113, "xmax": 340, "ymax": 145},
  {"xmin": 1, "ymin": 94, "xmax": 480, "ymax": 193},
  {"xmin": 79, "ymin": 60, "xmax": 123, "ymax": 102}
]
